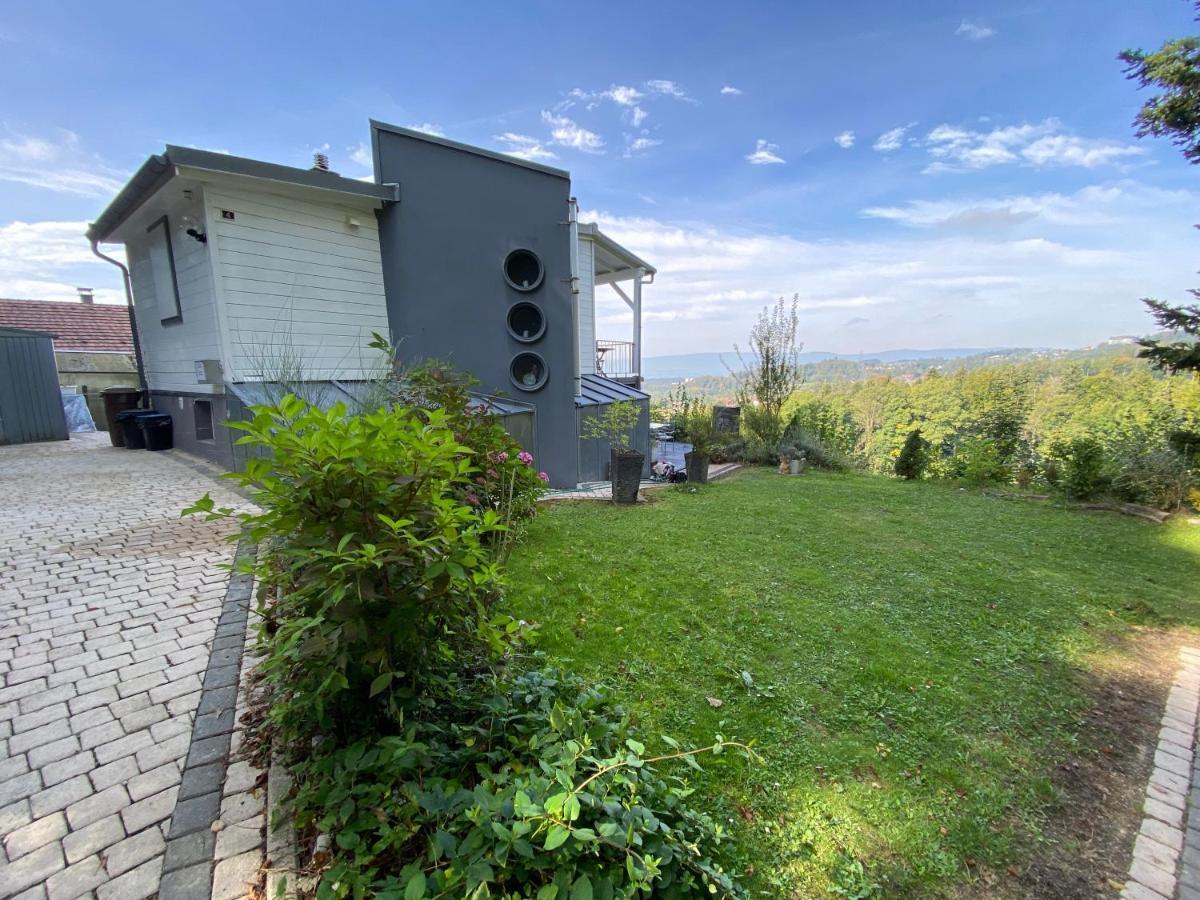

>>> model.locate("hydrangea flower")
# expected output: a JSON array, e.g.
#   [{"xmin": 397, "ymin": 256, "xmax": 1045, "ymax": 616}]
[
  {"xmin": 493, "ymin": 450, "xmax": 509, "ymax": 463},
  {"xmin": 465, "ymin": 492, "xmax": 480, "ymax": 507},
  {"xmin": 518, "ymin": 450, "xmax": 534, "ymax": 465},
  {"xmin": 537, "ymin": 471, "xmax": 550, "ymax": 483}
]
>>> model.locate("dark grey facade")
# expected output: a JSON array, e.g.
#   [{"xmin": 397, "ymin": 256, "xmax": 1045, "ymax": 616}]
[
  {"xmin": 371, "ymin": 122, "xmax": 579, "ymax": 488},
  {"xmin": 149, "ymin": 391, "xmax": 236, "ymax": 469},
  {"xmin": 0, "ymin": 328, "xmax": 69, "ymax": 446}
]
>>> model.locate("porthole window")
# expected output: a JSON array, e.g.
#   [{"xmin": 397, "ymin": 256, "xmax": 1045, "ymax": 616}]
[
  {"xmin": 510, "ymin": 352, "xmax": 548, "ymax": 391},
  {"xmin": 507, "ymin": 302, "xmax": 546, "ymax": 342},
  {"xmin": 503, "ymin": 249, "xmax": 544, "ymax": 292}
]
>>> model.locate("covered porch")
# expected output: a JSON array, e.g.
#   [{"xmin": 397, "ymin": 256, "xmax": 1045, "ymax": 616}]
[{"xmin": 579, "ymin": 223, "xmax": 656, "ymax": 387}]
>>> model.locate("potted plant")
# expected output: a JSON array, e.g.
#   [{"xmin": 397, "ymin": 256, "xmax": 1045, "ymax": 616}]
[
  {"xmin": 778, "ymin": 444, "xmax": 804, "ymax": 475},
  {"xmin": 582, "ymin": 400, "xmax": 644, "ymax": 504},
  {"xmin": 678, "ymin": 396, "xmax": 717, "ymax": 484}
]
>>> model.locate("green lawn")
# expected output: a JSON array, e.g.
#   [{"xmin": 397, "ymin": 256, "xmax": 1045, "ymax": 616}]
[{"xmin": 503, "ymin": 469, "xmax": 1200, "ymax": 898}]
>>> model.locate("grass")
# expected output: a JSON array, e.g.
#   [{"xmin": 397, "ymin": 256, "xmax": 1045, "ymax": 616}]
[{"xmin": 503, "ymin": 468, "xmax": 1200, "ymax": 898}]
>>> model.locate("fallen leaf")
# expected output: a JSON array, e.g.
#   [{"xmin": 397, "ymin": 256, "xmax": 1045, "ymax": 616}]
[
  {"xmin": 707, "ymin": 697, "xmax": 724, "ymax": 708},
  {"xmin": 1007, "ymin": 865, "xmax": 1020, "ymax": 878}
]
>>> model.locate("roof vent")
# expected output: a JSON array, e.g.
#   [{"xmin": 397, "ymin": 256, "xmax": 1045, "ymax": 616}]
[
  {"xmin": 77, "ymin": 287, "xmax": 94, "ymax": 305},
  {"xmin": 312, "ymin": 152, "xmax": 331, "ymax": 172}
]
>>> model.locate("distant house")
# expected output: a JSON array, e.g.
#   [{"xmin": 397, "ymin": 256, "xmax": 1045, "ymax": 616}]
[
  {"xmin": 86, "ymin": 125, "xmax": 654, "ymax": 487},
  {"xmin": 0, "ymin": 294, "xmax": 136, "ymax": 429}
]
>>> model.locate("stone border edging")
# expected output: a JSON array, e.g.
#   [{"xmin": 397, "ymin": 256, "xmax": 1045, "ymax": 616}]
[
  {"xmin": 1121, "ymin": 646, "xmax": 1200, "ymax": 900},
  {"xmin": 157, "ymin": 542, "xmax": 256, "ymax": 899}
]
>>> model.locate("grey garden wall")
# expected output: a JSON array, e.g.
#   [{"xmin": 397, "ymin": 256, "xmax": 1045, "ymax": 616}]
[{"xmin": 371, "ymin": 122, "xmax": 579, "ymax": 488}]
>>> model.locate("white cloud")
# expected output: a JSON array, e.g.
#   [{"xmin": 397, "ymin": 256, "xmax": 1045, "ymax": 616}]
[
  {"xmin": 923, "ymin": 118, "xmax": 1147, "ymax": 172},
  {"xmin": 873, "ymin": 123, "xmax": 915, "ymax": 152},
  {"xmin": 720, "ymin": 85, "xmax": 742, "ymax": 96},
  {"xmin": 955, "ymin": 21, "xmax": 995, "ymax": 40},
  {"xmin": 578, "ymin": 183, "xmax": 1199, "ymax": 355},
  {"xmin": 541, "ymin": 112, "xmax": 605, "ymax": 153},
  {"xmin": 0, "ymin": 220, "xmax": 125, "ymax": 303},
  {"xmin": 631, "ymin": 106, "xmax": 649, "ymax": 127},
  {"xmin": 624, "ymin": 135, "xmax": 662, "ymax": 158},
  {"xmin": 834, "ymin": 130, "xmax": 855, "ymax": 149},
  {"xmin": 348, "ymin": 142, "xmax": 372, "ymax": 168},
  {"xmin": 604, "ymin": 85, "xmax": 643, "ymax": 106},
  {"xmin": 407, "ymin": 122, "xmax": 445, "ymax": 137},
  {"xmin": 0, "ymin": 129, "xmax": 126, "ymax": 198},
  {"xmin": 860, "ymin": 184, "xmax": 1161, "ymax": 228},
  {"xmin": 746, "ymin": 139, "xmax": 785, "ymax": 165},
  {"xmin": 493, "ymin": 133, "xmax": 558, "ymax": 162},
  {"xmin": 645, "ymin": 79, "xmax": 689, "ymax": 99}
]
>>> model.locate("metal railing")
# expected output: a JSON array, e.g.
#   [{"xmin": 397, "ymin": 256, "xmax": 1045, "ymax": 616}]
[{"xmin": 595, "ymin": 340, "xmax": 636, "ymax": 379}]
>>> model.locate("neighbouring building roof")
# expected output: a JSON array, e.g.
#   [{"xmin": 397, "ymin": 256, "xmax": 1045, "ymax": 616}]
[{"xmin": 0, "ymin": 299, "xmax": 135, "ymax": 353}]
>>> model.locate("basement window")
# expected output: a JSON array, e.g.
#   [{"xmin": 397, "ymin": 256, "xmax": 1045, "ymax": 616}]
[
  {"xmin": 506, "ymin": 302, "xmax": 546, "ymax": 342},
  {"xmin": 503, "ymin": 249, "xmax": 544, "ymax": 292},
  {"xmin": 146, "ymin": 215, "xmax": 183, "ymax": 324},
  {"xmin": 510, "ymin": 352, "xmax": 548, "ymax": 391},
  {"xmin": 193, "ymin": 399, "xmax": 214, "ymax": 441}
]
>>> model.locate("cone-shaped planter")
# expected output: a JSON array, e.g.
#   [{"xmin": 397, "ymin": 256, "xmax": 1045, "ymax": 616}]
[
  {"xmin": 611, "ymin": 449, "xmax": 645, "ymax": 504},
  {"xmin": 685, "ymin": 451, "xmax": 710, "ymax": 484}
]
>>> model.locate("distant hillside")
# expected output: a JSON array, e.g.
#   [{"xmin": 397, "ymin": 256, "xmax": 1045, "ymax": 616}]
[{"xmin": 641, "ymin": 347, "xmax": 1013, "ymax": 380}]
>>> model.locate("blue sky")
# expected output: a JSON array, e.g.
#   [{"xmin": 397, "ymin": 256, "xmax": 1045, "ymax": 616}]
[{"xmin": 1, "ymin": 0, "xmax": 1197, "ymax": 355}]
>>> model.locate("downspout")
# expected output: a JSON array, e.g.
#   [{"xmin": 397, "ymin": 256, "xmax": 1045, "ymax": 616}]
[
  {"xmin": 90, "ymin": 238, "xmax": 148, "ymax": 397},
  {"xmin": 567, "ymin": 197, "xmax": 581, "ymax": 398}
]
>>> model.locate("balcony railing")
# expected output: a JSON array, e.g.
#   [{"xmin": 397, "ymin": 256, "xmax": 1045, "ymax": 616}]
[{"xmin": 595, "ymin": 340, "xmax": 636, "ymax": 379}]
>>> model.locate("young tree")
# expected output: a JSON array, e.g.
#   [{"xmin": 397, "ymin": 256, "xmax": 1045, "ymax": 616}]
[
  {"xmin": 728, "ymin": 295, "xmax": 804, "ymax": 446},
  {"xmin": 894, "ymin": 429, "xmax": 929, "ymax": 480},
  {"xmin": 1121, "ymin": 7, "xmax": 1200, "ymax": 372}
]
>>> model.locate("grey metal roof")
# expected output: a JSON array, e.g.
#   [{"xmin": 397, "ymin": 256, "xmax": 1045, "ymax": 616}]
[
  {"xmin": 575, "ymin": 374, "xmax": 650, "ymax": 407},
  {"xmin": 88, "ymin": 145, "xmax": 398, "ymax": 243},
  {"xmin": 370, "ymin": 120, "xmax": 571, "ymax": 181}
]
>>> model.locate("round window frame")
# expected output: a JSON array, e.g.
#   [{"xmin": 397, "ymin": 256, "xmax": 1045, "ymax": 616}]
[
  {"xmin": 506, "ymin": 301, "xmax": 546, "ymax": 343},
  {"xmin": 503, "ymin": 248, "xmax": 545, "ymax": 292},
  {"xmin": 509, "ymin": 351, "xmax": 549, "ymax": 392}
]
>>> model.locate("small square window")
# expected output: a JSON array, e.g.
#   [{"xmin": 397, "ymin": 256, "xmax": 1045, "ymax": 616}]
[{"xmin": 194, "ymin": 400, "xmax": 214, "ymax": 441}]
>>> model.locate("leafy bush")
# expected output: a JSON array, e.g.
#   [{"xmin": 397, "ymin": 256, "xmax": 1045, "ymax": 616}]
[
  {"xmin": 186, "ymin": 396, "xmax": 522, "ymax": 746},
  {"xmin": 945, "ymin": 435, "xmax": 1009, "ymax": 486},
  {"xmin": 670, "ymin": 390, "xmax": 718, "ymax": 456},
  {"xmin": 1111, "ymin": 446, "xmax": 1194, "ymax": 510},
  {"xmin": 1046, "ymin": 437, "xmax": 1111, "ymax": 501},
  {"xmin": 290, "ymin": 667, "xmax": 752, "ymax": 899},
  {"xmin": 893, "ymin": 429, "xmax": 928, "ymax": 480}
]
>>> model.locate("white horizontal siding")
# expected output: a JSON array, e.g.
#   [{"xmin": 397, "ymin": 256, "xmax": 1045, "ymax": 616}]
[
  {"xmin": 577, "ymin": 237, "xmax": 596, "ymax": 375},
  {"xmin": 206, "ymin": 185, "xmax": 389, "ymax": 381},
  {"xmin": 127, "ymin": 216, "xmax": 223, "ymax": 394}
]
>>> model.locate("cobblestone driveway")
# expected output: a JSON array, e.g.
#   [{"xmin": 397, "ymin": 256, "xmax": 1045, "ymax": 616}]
[{"xmin": 0, "ymin": 434, "xmax": 261, "ymax": 899}]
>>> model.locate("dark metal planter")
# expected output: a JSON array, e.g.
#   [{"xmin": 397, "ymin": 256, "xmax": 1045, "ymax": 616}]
[
  {"xmin": 685, "ymin": 451, "xmax": 710, "ymax": 485},
  {"xmin": 611, "ymin": 449, "xmax": 644, "ymax": 504}
]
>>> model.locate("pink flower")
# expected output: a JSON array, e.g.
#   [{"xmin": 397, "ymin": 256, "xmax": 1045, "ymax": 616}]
[
  {"xmin": 465, "ymin": 492, "xmax": 480, "ymax": 507},
  {"xmin": 538, "ymin": 471, "xmax": 550, "ymax": 483},
  {"xmin": 475, "ymin": 476, "xmax": 487, "ymax": 485},
  {"xmin": 493, "ymin": 451, "xmax": 509, "ymax": 463},
  {"xmin": 518, "ymin": 451, "xmax": 534, "ymax": 466}
]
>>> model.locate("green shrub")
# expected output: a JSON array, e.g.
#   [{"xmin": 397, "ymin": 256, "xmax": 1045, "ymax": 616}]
[
  {"xmin": 893, "ymin": 429, "xmax": 928, "ymax": 480},
  {"xmin": 290, "ymin": 667, "xmax": 752, "ymax": 899},
  {"xmin": 948, "ymin": 435, "xmax": 1009, "ymax": 486},
  {"xmin": 1047, "ymin": 437, "xmax": 1110, "ymax": 501},
  {"xmin": 1111, "ymin": 446, "xmax": 1194, "ymax": 510},
  {"xmin": 186, "ymin": 396, "xmax": 522, "ymax": 746}
]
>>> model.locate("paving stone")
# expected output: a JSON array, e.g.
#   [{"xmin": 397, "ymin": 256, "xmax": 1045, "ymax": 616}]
[
  {"xmin": 62, "ymin": 812, "xmax": 126, "ymax": 865},
  {"xmin": 1140, "ymin": 816, "xmax": 1183, "ymax": 852},
  {"xmin": 178, "ymin": 762, "xmax": 224, "ymax": 802},
  {"xmin": 1, "ymin": 841, "xmax": 66, "ymax": 896},
  {"xmin": 211, "ymin": 848, "xmax": 261, "ymax": 900},
  {"xmin": 40, "ymin": 751, "xmax": 95, "ymax": 788},
  {"xmin": 103, "ymin": 827, "xmax": 166, "ymax": 877},
  {"xmin": 157, "ymin": 861, "xmax": 212, "ymax": 900},
  {"xmin": 29, "ymin": 774, "xmax": 90, "ymax": 819},
  {"xmin": 95, "ymin": 855, "xmax": 163, "ymax": 900},
  {"xmin": 223, "ymin": 760, "xmax": 260, "ymax": 796},
  {"xmin": 45, "ymin": 853, "xmax": 106, "ymax": 900},
  {"xmin": 64, "ymin": 783, "xmax": 130, "ymax": 831},
  {"xmin": 120, "ymin": 784, "xmax": 178, "ymax": 834},
  {"xmin": 0, "ymin": 770, "xmax": 43, "ymax": 807},
  {"xmin": 28, "ymin": 735, "xmax": 81, "ymax": 770},
  {"xmin": 185, "ymin": 733, "xmax": 231, "ymax": 769},
  {"xmin": 214, "ymin": 814, "xmax": 264, "ymax": 860},
  {"xmin": 3, "ymin": 811, "xmax": 68, "ymax": 860},
  {"xmin": 89, "ymin": 754, "xmax": 138, "ymax": 792},
  {"xmin": 1122, "ymin": 880, "xmax": 1171, "ymax": 900},
  {"xmin": 161, "ymin": 829, "xmax": 215, "ymax": 874},
  {"xmin": 1129, "ymin": 858, "xmax": 1175, "ymax": 898},
  {"xmin": 0, "ymin": 798, "xmax": 33, "ymax": 834},
  {"xmin": 1144, "ymin": 795, "xmax": 1184, "ymax": 829}
]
